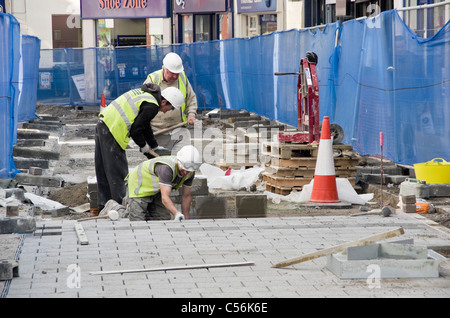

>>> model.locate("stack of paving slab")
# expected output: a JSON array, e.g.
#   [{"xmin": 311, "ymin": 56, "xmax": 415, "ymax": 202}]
[{"xmin": 204, "ymin": 108, "xmax": 281, "ymax": 171}]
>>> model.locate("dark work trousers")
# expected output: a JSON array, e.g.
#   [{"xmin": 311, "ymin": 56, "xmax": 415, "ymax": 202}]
[{"xmin": 94, "ymin": 120, "xmax": 128, "ymax": 211}]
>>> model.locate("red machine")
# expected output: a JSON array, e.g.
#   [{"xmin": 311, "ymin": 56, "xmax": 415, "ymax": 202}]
[{"xmin": 275, "ymin": 52, "xmax": 320, "ymax": 144}]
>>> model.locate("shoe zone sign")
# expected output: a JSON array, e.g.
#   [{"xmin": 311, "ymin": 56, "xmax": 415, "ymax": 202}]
[
  {"xmin": 237, "ymin": 0, "xmax": 277, "ymax": 13},
  {"xmin": 80, "ymin": 0, "xmax": 170, "ymax": 19}
]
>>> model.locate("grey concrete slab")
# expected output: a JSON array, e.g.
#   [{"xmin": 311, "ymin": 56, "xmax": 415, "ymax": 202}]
[{"xmin": 2, "ymin": 214, "xmax": 450, "ymax": 299}]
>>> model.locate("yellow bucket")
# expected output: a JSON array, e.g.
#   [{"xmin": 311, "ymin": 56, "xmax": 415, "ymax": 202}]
[{"xmin": 414, "ymin": 158, "xmax": 450, "ymax": 184}]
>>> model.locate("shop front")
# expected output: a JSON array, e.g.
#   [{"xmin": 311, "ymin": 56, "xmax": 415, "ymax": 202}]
[
  {"xmin": 173, "ymin": 0, "xmax": 233, "ymax": 43},
  {"xmin": 81, "ymin": 0, "xmax": 171, "ymax": 47},
  {"xmin": 236, "ymin": 0, "xmax": 279, "ymax": 37}
]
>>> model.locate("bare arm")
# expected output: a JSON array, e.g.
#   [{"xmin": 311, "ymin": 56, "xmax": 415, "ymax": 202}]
[
  {"xmin": 159, "ymin": 184, "xmax": 178, "ymax": 218},
  {"xmin": 181, "ymin": 186, "xmax": 192, "ymax": 220}
]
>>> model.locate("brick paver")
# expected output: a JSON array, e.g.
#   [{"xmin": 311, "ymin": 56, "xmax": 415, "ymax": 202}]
[{"xmin": 4, "ymin": 214, "xmax": 450, "ymax": 299}]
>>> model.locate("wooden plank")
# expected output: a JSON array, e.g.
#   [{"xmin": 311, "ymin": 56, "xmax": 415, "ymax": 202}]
[
  {"xmin": 272, "ymin": 227, "xmax": 405, "ymax": 268},
  {"xmin": 90, "ymin": 261, "xmax": 255, "ymax": 276}
]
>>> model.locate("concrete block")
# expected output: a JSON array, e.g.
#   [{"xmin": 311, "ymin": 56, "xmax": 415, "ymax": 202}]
[
  {"xmin": 0, "ymin": 217, "xmax": 36, "ymax": 234},
  {"xmin": 16, "ymin": 139, "xmax": 46, "ymax": 147},
  {"xmin": 14, "ymin": 173, "xmax": 63, "ymax": 187},
  {"xmin": 87, "ymin": 178, "xmax": 98, "ymax": 209},
  {"xmin": 29, "ymin": 167, "xmax": 43, "ymax": 175},
  {"xmin": 190, "ymin": 176, "xmax": 209, "ymax": 196},
  {"xmin": 401, "ymin": 194, "xmax": 416, "ymax": 204},
  {"xmin": 0, "ymin": 260, "xmax": 19, "ymax": 281},
  {"xmin": 13, "ymin": 157, "xmax": 49, "ymax": 169},
  {"xmin": 194, "ymin": 196, "xmax": 227, "ymax": 219},
  {"xmin": 327, "ymin": 243, "xmax": 445, "ymax": 279},
  {"xmin": 13, "ymin": 147, "xmax": 60, "ymax": 160},
  {"xmin": 429, "ymin": 183, "xmax": 450, "ymax": 197},
  {"xmin": 6, "ymin": 204, "xmax": 19, "ymax": 217},
  {"xmin": 401, "ymin": 203, "xmax": 416, "ymax": 213},
  {"xmin": 16, "ymin": 129, "xmax": 50, "ymax": 140},
  {"xmin": 235, "ymin": 194, "xmax": 267, "ymax": 218}
]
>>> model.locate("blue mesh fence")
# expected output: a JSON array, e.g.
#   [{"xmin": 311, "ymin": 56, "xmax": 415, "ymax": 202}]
[
  {"xmin": 0, "ymin": 13, "xmax": 20, "ymax": 179},
  {"xmin": 18, "ymin": 35, "xmax": 41, "ymax": 123},
  {"xmin": 1, "ymin": 9, "xmax": 449, "ymax": 179},
  {"xmin": 334, "ymin": 10, "xmax": 450, "ymax": 165}
]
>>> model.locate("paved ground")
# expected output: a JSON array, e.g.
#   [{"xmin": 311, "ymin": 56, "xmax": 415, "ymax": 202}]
[{"xmin": 2, "ymin": 212, "xmax": 450, "ymax": 300}]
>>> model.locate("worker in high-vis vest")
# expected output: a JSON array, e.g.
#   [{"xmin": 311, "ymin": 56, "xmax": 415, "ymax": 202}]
[
  {"xmin": 94, "ymin": 83, "xmax": 185, "ymax": 212},
  {"xmin": 143, "ymin": 52, "xmax": 198, "ymax": 153},
  {"xmin": 123, "ymin": 145, "xmax": 201, "ymax": 221}
]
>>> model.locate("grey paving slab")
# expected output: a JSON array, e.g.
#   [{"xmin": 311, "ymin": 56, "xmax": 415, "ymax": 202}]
[{"xmin": 3, "ymin": 214, "xmax": 450, "ymax": 298}]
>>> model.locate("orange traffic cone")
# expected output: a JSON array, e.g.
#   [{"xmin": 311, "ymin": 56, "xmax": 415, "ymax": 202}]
[
  {"xmin": 100, "ymin": 93, "xmax": 106, "ymax": 112},
  {"xmin": 309, "ymin": 116, "xmax": 340, "ymax": 203}
]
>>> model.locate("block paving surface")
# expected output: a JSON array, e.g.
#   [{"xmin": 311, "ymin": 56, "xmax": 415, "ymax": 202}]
[{"xmin": 3, "ymin": 214, "xmax": 450, "ymax": 298}]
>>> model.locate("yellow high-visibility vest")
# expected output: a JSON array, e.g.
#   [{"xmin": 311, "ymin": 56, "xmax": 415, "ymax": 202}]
[
  {"xmin": 127, "ymin": 156, "xmax": 194, "ymax": 198},
  {"xmin": 100, "ymin": 88, "xmax": 159, "ymax": 150},
  {"xmin": 147, "ymin": 70, "xmax": 188, "ymax": 122}
]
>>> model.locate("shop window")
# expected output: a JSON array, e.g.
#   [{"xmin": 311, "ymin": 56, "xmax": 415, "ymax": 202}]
[
  {"xmin": 52, "ymin": 14, "xmax": 82, "ymax": 48},
  {"xmin": 195, "ymin": 15, "xmax": 213, "ymax": 42},
  {"xmin": 260, "ymin": 14, "xmax": 277, "ymax": 34},
  {"xmin": 183, "ymin": 15, "xmax": 194, "ymax": 43},
  {"xmin": 218, "ymin": 13, "xmax": 231, "ymax": 40}
]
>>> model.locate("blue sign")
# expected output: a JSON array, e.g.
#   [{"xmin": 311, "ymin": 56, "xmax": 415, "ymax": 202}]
[
  {"xmin": 80, "ymin": 0, "xmax": 170, "ymax": 19},
  {"xmin": 237, "ymin": 0, "xmax": 277, "ymax": 13},
  {"xmin": 0, "ymin": 0, "xmax": 5, "ymax": 13}
]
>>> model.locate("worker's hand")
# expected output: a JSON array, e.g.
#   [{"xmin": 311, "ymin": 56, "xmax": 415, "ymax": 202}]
[
  {"xmin": 174, "ymin": 211, "xmax": 185, "ymax": 222},
  {"xmin": 140, "ymin": 144, "xmax": 150, "ymax": 154},
  {"xmin": 187, "ymin": 115, "xmax": 196, "ymax": 125},
  {"xmin": 140, "ymin": 144, "xmax": 154, "ymax": 159}
]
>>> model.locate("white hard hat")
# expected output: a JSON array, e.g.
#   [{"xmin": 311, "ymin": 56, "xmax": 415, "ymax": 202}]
[
  {"xmin": 161, "ymin": 87, "xmax": 184, "ymax": 110},
  {"xmin": 163, "ymin": 52, "xmax": 184, "ymax": 74},
  {"xmin": 176, "ymin": 145, "xmax": 201, "ymax": 172}
]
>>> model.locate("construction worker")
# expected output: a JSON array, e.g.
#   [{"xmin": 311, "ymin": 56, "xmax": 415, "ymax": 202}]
[
  {"xmin": 94, "ymin": 83, "xmax": 185, "ymax": 212},
  {"xmin": 143, "ymin": 52, "xmax": 198, "ymax": 153},
  {"xmin": 124, "ymin": 145, "xmax": 201, "ymax": 221}
]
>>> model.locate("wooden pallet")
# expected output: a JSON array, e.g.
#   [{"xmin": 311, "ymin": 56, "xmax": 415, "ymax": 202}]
[
  {"xmin": 265, "ymin": 182, "xmax": 302, "ymax": 196},
  {"xmin": 265, "ymin": 165, "xmax": 357, "ymax": 178},
  {"xmin": 262, "ymin": 141, "xmax": 354, "ymax": 160}
]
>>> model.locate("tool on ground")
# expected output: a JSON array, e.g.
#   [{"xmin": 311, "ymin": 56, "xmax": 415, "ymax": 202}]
[
  {"xmin": 274, "ymin": 53, "xmax": 344, "ymax": 145},
  {"xmin": 74, "ymin": 223, "xmax": 89, "ymax": 245},
  {"xmin": 350, "ymin": 206, "xmax": 392, "ymax": 217},
  {"xmin": 77, "ymin": 210, "xmax": 120, "ymax": 222},
  {"xmin": 272, "ymin": 227, "xmax": 404, "ymax": 268},
  {"xmin": 89, "ymin": 261, "xmax": 255, "ymax": 276}
]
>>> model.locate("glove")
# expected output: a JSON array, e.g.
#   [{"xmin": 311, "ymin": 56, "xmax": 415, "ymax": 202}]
[
  {"xmin": 140, "ymin": 144, "xmax": 150, "ymax": 154},
  {"xmin": 140, "ymin": 144, "xmax": 154, "ymax": 159},
  {"xmin": 174, "ymin": 211, "xmax": 185, "ymax": 222}
]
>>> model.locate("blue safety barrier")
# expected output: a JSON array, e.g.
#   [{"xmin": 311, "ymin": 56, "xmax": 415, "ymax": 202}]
[
  {"xmin": 333, "ymin": 10, "xmax": 450, "ymax": 165},
  {"xmin": 18, "ymin": 35, "xmax": 41, "ymax": 123},
  {"xmin": 0, "ymin": 13, "xmax": 20, "ymax": 179},
  {"xmin": 1, "ymin": 9, "xmax": 449, "ymax": 179}
]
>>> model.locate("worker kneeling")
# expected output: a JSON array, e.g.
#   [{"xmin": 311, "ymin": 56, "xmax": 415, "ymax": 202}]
[{"xmin": 124, "ymin": 145, "xmax": 201, "ymax": 221}]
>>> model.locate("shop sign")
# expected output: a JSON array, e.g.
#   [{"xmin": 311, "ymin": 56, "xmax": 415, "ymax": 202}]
[
  {"xmin": 173, "ymin": 0, "xmax": 226, "ymax": 13},
  {"xmin": 237, "ymin": 0, "xmax": 277, "ymax": 13},
  {"xmin": 80, "ymin": 0, "xmax": 170, "ymax": 19}
]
